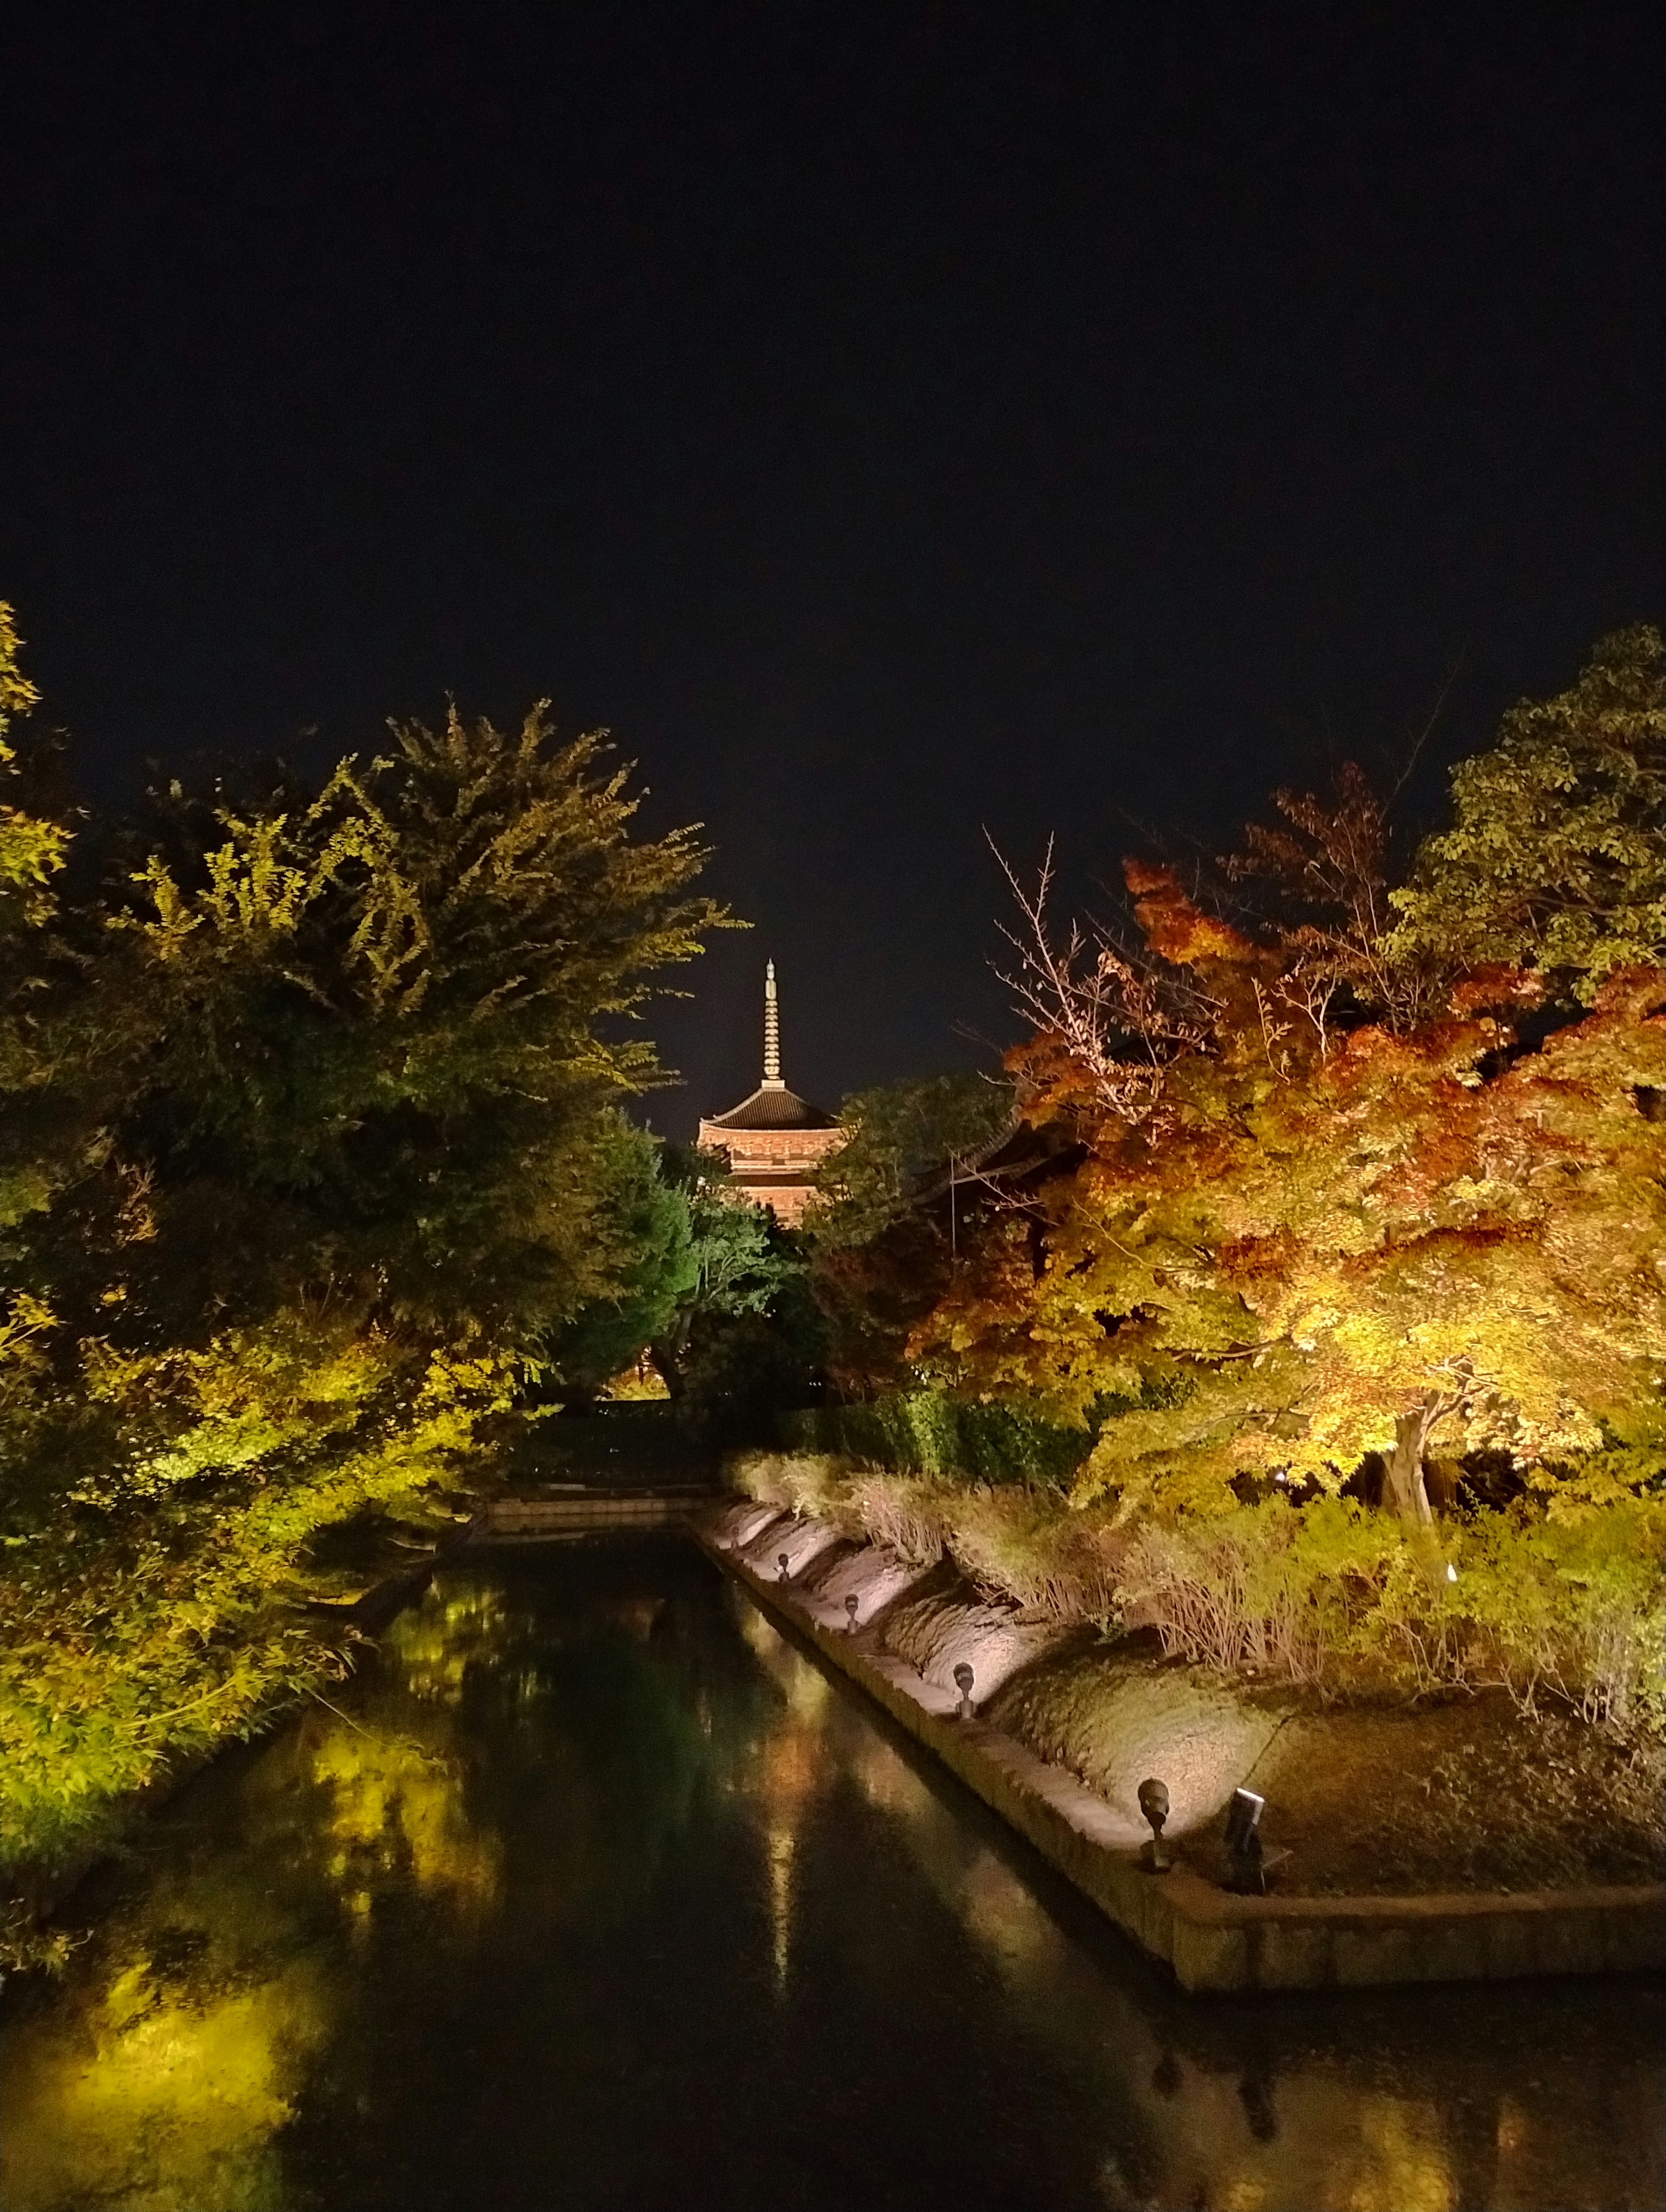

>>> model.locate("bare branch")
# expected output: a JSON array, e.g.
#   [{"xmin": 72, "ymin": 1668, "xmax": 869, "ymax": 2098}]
[{"xmin": 987, "ymin": 834, "xmax": 1209, "ymax": 1124}]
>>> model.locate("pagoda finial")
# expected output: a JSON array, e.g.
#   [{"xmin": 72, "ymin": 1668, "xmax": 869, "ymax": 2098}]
[{"xmin": 762, "ymin": 959, "xmax": 784, "ymax": 1087}]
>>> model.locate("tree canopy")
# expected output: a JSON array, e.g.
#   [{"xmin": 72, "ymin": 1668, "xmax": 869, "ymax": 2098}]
[
  {"xmin": 0, "ymin": 624, "xmax": 732, "ymax": 1930},
  {"xmin": 1388, "ymin": 624, "xmax": 1666, "ymax": 998},
  {"xmin": 913, "ymin": 632, "xmax": 1666, "ymax": 1532}
]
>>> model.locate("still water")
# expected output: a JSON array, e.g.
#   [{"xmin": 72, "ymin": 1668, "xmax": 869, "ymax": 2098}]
[{"xmin": 2, "ymin": 1538, "xmax": 1661, "ymax": 2212}]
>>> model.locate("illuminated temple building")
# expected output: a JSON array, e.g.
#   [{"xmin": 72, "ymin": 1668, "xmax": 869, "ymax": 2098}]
[{"xmin": 697, "ymin": 962, "xmax": 841, "ymax": 1225}]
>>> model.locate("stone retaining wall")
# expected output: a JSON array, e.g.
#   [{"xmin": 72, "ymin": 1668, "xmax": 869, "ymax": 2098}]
[
  {"xmin": 696, "ymin": 1508, "xmax": 1666, "ymax": 1994},
  {"xmin": 472, "ymin": 1491, "xmax": 707, "ymax": 1539}
]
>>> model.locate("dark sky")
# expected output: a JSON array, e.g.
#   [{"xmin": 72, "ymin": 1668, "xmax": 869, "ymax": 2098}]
[{"xmin": 3, "ymin": 6, "xmax": 1660, "ymax": 1129}]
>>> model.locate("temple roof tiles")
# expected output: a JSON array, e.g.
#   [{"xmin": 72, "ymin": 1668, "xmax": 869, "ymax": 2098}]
[{"xmin": 701, "ymin": 1083, "xmax": 838, "ymax": 1132}]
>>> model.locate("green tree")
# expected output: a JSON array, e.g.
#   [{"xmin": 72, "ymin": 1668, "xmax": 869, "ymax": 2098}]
[
  {"xmin": 104, "ymin": 706, "xmax": 729, "ymax": 1348},
  {"xmin": 800, "ymin": 1071, "xmax": 1011, "ymax": 1397},
  {"xmin": 646, "ymin": 1148, "xmax": 802, "ymax": 1401},
  {"xmin": 0, "ymin": 603, "xmax": 67, "ymax": 936},
  {"xmin": 542, "ymin": 1118, "xmax": 697, "ymax": 1401},
  {"xmin": 1388, "ymin": 625, "xmax": 1666, "ymax": 1000},
  {"xmin": 0, "ymin": 649, "xmax": 733, "ymax": 1935},
  {"xmin": 805, "ymin": 1070, "xmax": 1012, "ymax": 1248}
]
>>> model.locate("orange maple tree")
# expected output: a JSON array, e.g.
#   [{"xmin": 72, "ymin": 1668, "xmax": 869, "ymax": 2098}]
[{"xmin": 915, "ymin": 646, "xmax": 1666, "ymax": 1531}]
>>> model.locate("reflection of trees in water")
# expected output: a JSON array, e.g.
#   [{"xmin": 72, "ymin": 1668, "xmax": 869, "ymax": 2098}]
[
  {"xmin": 2, "ymin": 1545, "xmax": 1662, "ymax": 2212},
  {"xmin": 757, "ymin": 1604, "xmax": 1666, "ymax": 2212},
  {"xmin": 0, "ymin": 1807, "xmax": 337, "ymax": 2212},
  {"xmin": 0, "ymin": 1551, "xmax": 735, "ymax": 2212}
]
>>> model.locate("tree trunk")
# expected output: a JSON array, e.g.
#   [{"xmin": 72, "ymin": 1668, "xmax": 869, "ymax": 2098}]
[
  {"xmin": 648, "ymin": 1341, "xmax": 685, "ymax": 1401},
  {"xmin": 1384, "ymin": 1397, "xmax": 1438, "ymax": 1526}
]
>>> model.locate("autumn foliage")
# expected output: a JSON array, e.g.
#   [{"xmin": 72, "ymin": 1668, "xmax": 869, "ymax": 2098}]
[{"xmin": 904, "ymin": 630, "xmax": 1666, "ymax": 1718}]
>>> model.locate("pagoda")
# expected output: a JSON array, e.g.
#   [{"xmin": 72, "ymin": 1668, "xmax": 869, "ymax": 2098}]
[{"xmin": 697, "ymin": 961, "xmax": 841, "ymax": 1225}]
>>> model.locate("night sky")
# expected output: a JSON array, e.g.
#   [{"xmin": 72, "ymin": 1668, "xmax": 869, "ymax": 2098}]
[{"xmin": 3, "ymin": 7, "xmax": 1659, "ymax": 1128}]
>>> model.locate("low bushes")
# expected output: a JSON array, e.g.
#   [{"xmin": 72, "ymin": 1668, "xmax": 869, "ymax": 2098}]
[
  {"xmin": 728, "ymin": 1452, "xmax": 1666, "ymax": 1728},
  {"xmin": 781, "ymin": 1391, "xmax": 1095, "ymax": 1487},
  {"xmin": 1121, "ymin": 1497, "xmax": 1666, "ymax": 1725}
]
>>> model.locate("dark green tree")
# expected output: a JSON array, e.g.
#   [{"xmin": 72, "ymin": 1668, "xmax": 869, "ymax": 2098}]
[
  {"xmin": 541, "ymin": 1118, "xmax": 697, "ymax": 1404},
  {"xmin": 647, "ymin": 1148, "xmax": 805, "ymax": 1404},
  {"xmin": 806, "ymin": 1071, "xmax": 1011, "ymax": 1249},
  {"xmin": 800, "ymin": 1071, "xmax": 1011, "ymax": 1395},
  {"xmin": 1387, "ymin": 625, "xmax": 1666, "ymax": 1001}
]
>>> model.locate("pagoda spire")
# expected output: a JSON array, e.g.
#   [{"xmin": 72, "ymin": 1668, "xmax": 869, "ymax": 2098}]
[{"xmin": 762, "ymin": 959, "xmax": 784, "ymax": 1088}]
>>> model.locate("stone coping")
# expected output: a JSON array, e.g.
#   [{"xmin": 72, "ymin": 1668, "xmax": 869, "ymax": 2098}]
[{"xmin": 695, "ymin": 1525, "xmax": 1666, "ymax": 1995}]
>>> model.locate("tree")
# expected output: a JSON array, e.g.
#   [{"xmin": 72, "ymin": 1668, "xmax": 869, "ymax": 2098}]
[
  {"xmin": 915, "ymin": 639, "xmax": 1666, "ymax": 1529},
  {"xmin": 795, "ymin": 1071, "xmax": 1013, "ymax": 1397},
  {"xmin": 99, "ymin": 705, "xmax": 731, "ymax": 1348},
  {"xmin": 0, "ymin": 647, "xmax": 734, "ymax": 1928},
  {"xmin": 1221, "ymin": 759, "xmax": 1440, "ymax": 1031},
  {"xmin": 1388, "ymin": 625, "xmax": 1666, "ymax": 1000},
  {"xmin": 541, "ymin": 1118, "xmax": 697, "ymax": 1403},
  {"xmin": 805, "ymin": 1071, "xmax": 1012, "ymax": 1248},
  {"xmin": 646, "ymin": 1148, "xmax": 803, "ymax": 1400},
  {"xmin": 0, "ymin": 603, "xmax": 66, "ymax": 938}
]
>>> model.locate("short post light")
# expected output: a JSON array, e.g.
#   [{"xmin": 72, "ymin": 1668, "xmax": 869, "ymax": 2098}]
[
  {"xmin": 843, "ymin": 1593, "xmax": 859, "ymax": 1633},
  {"xmin": 1223, "ymin": 1787, "xmax": 1266, "ymax": 1895},
  {"xmin": 1137, "ymin": 1777, "xmax": 1172, "ymax": 1872},
  {"xmin": 952, "ymin": 1661, "xmax": 976, "ymax": 1720}
]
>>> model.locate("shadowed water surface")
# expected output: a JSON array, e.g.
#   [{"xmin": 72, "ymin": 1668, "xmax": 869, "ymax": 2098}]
[{"xmin": 2, "ymin": 1538, "xmax": 1661, "ymax": 2211}]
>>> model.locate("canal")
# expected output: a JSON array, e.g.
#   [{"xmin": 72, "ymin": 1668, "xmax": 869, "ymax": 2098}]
[{"xmin": 2, "ymin": 1537, "xmax": 1661, "ymax": 2211}]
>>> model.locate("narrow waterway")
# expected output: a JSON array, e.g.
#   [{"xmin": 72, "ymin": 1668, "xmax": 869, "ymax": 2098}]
[{"xmin": 2, "ymin": 1537, "xmax": 1660, "ymax": 2212}]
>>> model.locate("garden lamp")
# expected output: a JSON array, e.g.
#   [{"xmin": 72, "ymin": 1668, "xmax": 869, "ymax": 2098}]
[{"xmin": 1137, "ymin": 1777, "xmax": 1171, "ymax": 1872}]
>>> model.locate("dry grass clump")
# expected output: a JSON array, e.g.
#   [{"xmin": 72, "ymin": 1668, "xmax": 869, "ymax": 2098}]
[
  {"xmin": 840, "ymin": 1472, "xmax": 956, "ymax": 1566},
  {"xmin": 727, "ymin": 1449, "xmax": 849, "ymax": 1521},
  {"xmin": 879, "ymin": 1579, "xmax": 1068, "ymax": 1701},
  {"xmin": 948, "ymin": 1484, "xmax": 1127, "ymax": 1623},
  {"xmin": 987, "ymin": 1649, "xmax": 1285, "ymax": 1842},
  {"xmin": 1117, "ymin": 1513, "xmax": 1338, "ymax": 1682}
]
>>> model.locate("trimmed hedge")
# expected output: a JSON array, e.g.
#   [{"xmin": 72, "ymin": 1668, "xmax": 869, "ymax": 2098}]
[{"xmin": 781, "ymin": 1392, "xmax": 1093, "ymax": 1487}]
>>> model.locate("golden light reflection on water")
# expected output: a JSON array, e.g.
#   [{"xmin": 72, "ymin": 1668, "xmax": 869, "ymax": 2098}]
[
  {"xmin": 0, "ymin": 1926, "xmax": 328, "ymax": 2212},
  {"xmin": 307, "ymin": 1727, "xmax": 498, "ymax": 1918},
  {"xmin": 737, "ymin": 1609, "xmax": 839, "ymax": 1999},
  {"xmin": 0, "ymin": 1583, "xmax": 502, "ymax": 2212},
  {"xmin": 1, "ymin": 1560, "xmax": 1659, "ymax": 2212},
  {"xmin": 391, "ymin": 1581, "xmax": 508, "ymax": 1701},
  {"xmin": 767, "ymin": 1825, "xmax": 794, "ymax": 1994},
  {"xmin": 1333, "ymin": 2098, "xmax": 1455, "ymax": 2212}
]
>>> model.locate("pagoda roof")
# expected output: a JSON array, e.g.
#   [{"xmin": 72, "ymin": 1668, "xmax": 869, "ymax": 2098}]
[{"xmin": 701, "ymin": 1083, "xmax": 838, "ymax": 1132}]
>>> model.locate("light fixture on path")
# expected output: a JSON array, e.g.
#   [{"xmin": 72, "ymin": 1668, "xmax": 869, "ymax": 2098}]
[{"xmin": 1137, "ymin": 1777, "xmax": 1172, "ymax": 1872}]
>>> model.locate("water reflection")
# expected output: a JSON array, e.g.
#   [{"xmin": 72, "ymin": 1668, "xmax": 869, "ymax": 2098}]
[{"xmin": 1, "ymin": 1539, "xmax": 1660, "ymax": 2212}]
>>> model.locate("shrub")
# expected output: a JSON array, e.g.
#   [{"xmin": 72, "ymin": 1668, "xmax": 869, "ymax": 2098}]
[
  {"xmin": 1122, "ymin": 1496, "xmax": 1666, "ymax": 1723},
  {"xmin": 782, "ymin": 1391, "xmax": 1094, "ymax": 1486},
  {"xmin": 731, "ymin": 1446, "xmax": 1666, "ymax": 1727},
  {"xmin": 945, "ymin": 1484, "xmax": 1126, "ymax": 1623}
]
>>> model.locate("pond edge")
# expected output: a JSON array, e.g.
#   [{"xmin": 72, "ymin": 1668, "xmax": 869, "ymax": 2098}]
[{"xmin": 694, "ymin": 1522, "xmax": 1666, "ymax": 1995}]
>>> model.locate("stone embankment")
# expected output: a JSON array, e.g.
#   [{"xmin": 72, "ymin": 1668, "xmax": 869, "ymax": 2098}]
[{"xmin": 697, "ymin": 1497, "xmax": 1666, "ymax": 1994}]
